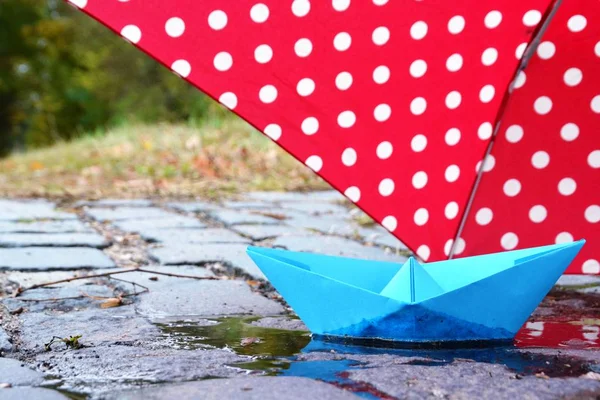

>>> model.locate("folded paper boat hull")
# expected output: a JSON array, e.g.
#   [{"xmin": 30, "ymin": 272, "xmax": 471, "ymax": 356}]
[{"xmin": 247, "ymin": 241, "xmax": 585, "ymax": 343}]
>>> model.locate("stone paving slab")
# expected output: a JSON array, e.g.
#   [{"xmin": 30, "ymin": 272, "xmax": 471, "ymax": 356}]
[
  {"xmin": 135, "ymin": 280, "xmax": 283, "ymax": 318},
  {"xmin": 0, "ymin": 233, "xmax": 109, "ymax": 248},
  {"xmin": 232, "ymin": 225, "xmax": 302, "ymax": 241},
  {"xmin": 0, "ymin": 200, "xmax": 76, "ymax": 221},
  {"xmin": 85, "ymin": 207, "xmax": 177, "ymax": 221},
  {"xmin": 0, "ymin": 220, "xmax": 92, "ymax": 234},
  {"xmin": 166, "ymin": 201, "xmax": 219, "ymax": 213},
  {"xmin": 0, "ymin": 247, "xmax": 115, "ymax": 270},
  {"xmin": 273, "ymin": 235, "xmax": 407, "ymax": 263},
  {"xmin": 276, "ymin": 210, "xmax": 363, "ymax": 237},
  {"xmin": 140, "ymin": 228, "xmax": 249, "ymax": 244},
  {"xmin": 109, "ymin": 265, "xmax": 215, "ymax": 291},
  {"xmin": 107, "ymin": 377, "xmax": 359, "ymax": 400},
  {"xmin": 0, "ymin": 328, "xmax": 12, "ymax": 353},
  {"xmin": 0, "ymin": 357, "xmax": 44, "ymax": 386},
  {"xmin": 249, "ymin": 317, "xmax": 308, "ymax": 331},
  {"xmin": 279, "ymin": 202, "xmax": 350, "ymax": 216},
  {"xmin": 77, "ymin": 199, "xmax": 153, "ymax": 208},
  {"xmin": 208, "ymin": 210, "xmax": 280, "ymax": 226},
  {"xmin": 360, "ymin": 227, "xmax": 409, "ymax": 251},
  {"xmin": 0, "ymin": 388, "xmax": 69, "ymax": 400},
  {"xmin": 113, "ymin": 217, "xmax": 206, "ymax": 233},
  {"xmin": 3, "ymin": 284, "xmax": 116, "ymax": 313},
  {"xmin": 222, "ymin": 201, "xmax": 275, "ymax": 209},
  {"xmin": 149, "ymin": 244, "xmax": 265, "ymax": 279},
  {"xmin": 557, "ymin": 275, "xmax": 600, "ymax": 287},
  {"xmin": 247, "ymin": 191, "xmax": 345, "ymax": 203}
]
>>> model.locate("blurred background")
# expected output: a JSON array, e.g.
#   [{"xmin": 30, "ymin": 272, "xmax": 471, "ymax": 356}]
[{"xmin": 0, "ymin": 0, "xmax": 325, "ymax": 198}]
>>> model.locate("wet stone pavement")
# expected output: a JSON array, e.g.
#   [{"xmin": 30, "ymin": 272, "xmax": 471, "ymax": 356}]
[{"xmin": 0, "ymin": 193, "xmax": 598, "ymax": 399}]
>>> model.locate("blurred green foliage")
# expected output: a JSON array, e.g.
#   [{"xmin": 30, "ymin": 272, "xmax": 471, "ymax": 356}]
[{"xmin": 0, "ymin": 0, "xmax": 222, "ymax": 156}]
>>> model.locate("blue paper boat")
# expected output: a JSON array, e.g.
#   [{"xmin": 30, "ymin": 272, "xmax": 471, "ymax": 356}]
[{"xmin": 247, "ymin": 240, "xmax": 585, "ymax": 345}]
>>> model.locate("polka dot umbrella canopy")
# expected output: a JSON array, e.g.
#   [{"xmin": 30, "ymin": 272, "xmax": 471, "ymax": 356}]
[{"xmin": 68, "ymin": 0, "xmax": 599, "ymax": 274}]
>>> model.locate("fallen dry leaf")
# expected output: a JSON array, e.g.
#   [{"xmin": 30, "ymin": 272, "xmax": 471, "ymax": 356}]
[
  {"xmin": 240, "ymin": 337, "xmax": 261, "ymax": 346},
  {"xmin": 535, "ymin": 372, "xmax": 549, "ymax": 379},
  {"xmin": 583, "ymin": 371, "xmax": 600, "ymax": 381},
  {"xmin": 100, "ymin": 297, "xmax": 123, "ymax": 309}
]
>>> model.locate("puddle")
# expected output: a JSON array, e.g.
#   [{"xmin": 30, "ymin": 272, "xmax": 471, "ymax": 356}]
[{"xmin": 155, "ymin": 314, "xmax": 600, "ymax": 399}]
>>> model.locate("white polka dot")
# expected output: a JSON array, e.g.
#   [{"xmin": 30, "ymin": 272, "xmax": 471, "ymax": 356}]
[
  {"xmin": 485, "ymin": 11, "xmax": 502, "ymax": 29},
  {"xmin": 381, "ymin": 216, "xmax": 397, "ymax": 232},
  {"xmin": 444, "ymin": 239, "xmax": 454, "ymax": 256},
  {"xmin": 445, "ymin": 91, "xmax": 462, "ymax": 109},
  {"xmin": 416, "ymin": 245, "xmax": 430, "ymax": 261},
  {"xmin": 264, "ymin": 124, "xmax": 282, "ymax": 140},
  {"xmin": 214, "ymin": 52, "xmax": 233, "ymax": 71},
  {"xmin": 445, "ymin": 202, "xmax": 459, "ymax": 220},
  {"xmin": 515, "ymin": 42, "xmax": 528, "ymax": 59},
  {"xmin": 412, "ymin": 171, "xmax": 428, "ymax": 189},
  {"xmin": 333, "ymin": 32, "xmax": 352, "ymax": 51},
  {"xmin": 414, "ymin": 208, "xmax": 429, "ymax": 226},
  {"xmin": 259, "ymin": 85, "xmax": 277, "ymax": 103},
  {"xmin": 595, "ymin": 41, "xmax": 600, "ymax": 57},
  {"xmin": 410, "ymin": 21, "xmax": 428, "ymax": 40},
  {"xmin": 564, "ymin": 68, "xmax": 583, "ymax": 86},
  {"xmin": 476, "ymin": 208, "xmax": 493, "ymax": 225},
  {"xmin": 448, "ymin": 16, "xmax": 465, "ymax": 34},
  {"xmin": 305, "ymin": 155, "xmax": 322, "ymax": 172},
  {"xmin": 445, "ymin": 128, "xmax": 461, "ymax": 146},
  {"xmin": 377, "ymin": 142, "xmax": 393, "ymax": 159},
  {"xmin": 477, "ymin": 154, "xmax": 495, "ymax": 172},
  {"xmin": 372, "ymin": 26, "xmax": 390, "ymax": 46},
  {"xmin": 165, "ymin": 17, "xmax": 185, "ymax": 37},
  {"xmin": 568, "ymin": 15, "xmax": 587, "ymax": 32},
  {"xmin": 582, "ymin": 260, "xmax": 600, "ymax": 274},
  {"xmin": 373, "ymin": 0, "xmax": 388, "ymax": 5},
  {"xmin": 171, "ymin": 60, "xmax": 191, "ymax": 77},
  {"xmin": 373, "ymin": 66, "xmax": 390, "ymax": 84},
  {"xmin": 445, "ymin": 165, "xmax": 460, "ymax": 182},
  {"xmin": 341, "ymin": 148, "xmax": 357, "ymax": 166},
  {"xmin": 444, "ymin": 238, "xmax": 466, "ymax": 256},
  {"xmin": 337, "ymin": 111, "xmax": 356, "ymax": 128},
  {"xmin": 478, "ymin": 122, "xmax": 493, "ymax": 140},
  {"xmin": 505, "ymin": 125, "xmax": 524, "ymax": 143},
  {"xmin": 208, "ymin": 10, "xmax": 228, "ymax": 30},
  {"xmin": 301, "ymin": 117, "xmax": 319, "ymax": 135},
  {"xmin": 555, "ymin": 232, "xmax": 574, "ymax": 244},
  {"xmin": 592, "ymin": 96, "xmax": 600, "ymax": 113},
  {"xmin": 482, "ymin": 48, "xmax": 498, "ymax": 66},
  {"xmin": 585, "ymin": 205, "xmax": 600, "ymax": 223},
  {"xmin": 344, "ymin": 186, "xmax": 361, "ymax": 202},
  {"xmin": 588, "ymin": 150, "xmax": 600, "ymax": 168},
  {"xmin": 295, "ymin": 38, "xmax": 313, "ymax": 57},
  {"xmin": 503, "ymin": 179, "xmax": 521, "ymax": 197},
  {"xmin": 479, "ymin": 85, "xmax": 495, "ymax": 103},
  {"xmin": 534, "ymin": 96, "xmax": 552, "ymax": 114},
  {"xmin": 411, "ymin": 134, "xmax": 427, "ymax": 152},
  {"xmin": 529, "ymin": 205, "xmax": 547, "ymax": 223},
  {"xmin": 332, "ymin": 0, "xmax": 351, "ymax": 11},
  {"xmin": 292, "ymin": 0, "xmax": 311, "ymax": 17},
  {"xmin": 296, "ymin": 78, "xmax": 315, "ymax": 96},
  {"xmin": 379, "ymin": 179, "xmax": 395, "ymax": 196},
  {"xmin": 501, "ymin": 232, "xmax": 519, "ymax": 250},
  {"xmin": 531, "ymin": 151, "xmax": 550, "ymax": 169},
  {"xmin": 68, "ymin": 0, "xmax": 87, "ymax": 8},
  {"xmin": 537, "ymin": 41, "xmax": 555, "ymax": 59},
  {"xmin": 410, "ymin": 97, "xmax": 427, "ymax": 115},
  {"xmin": 254, "ymin": 44, "xmax": 273, "ymax": 63},
  {"xmin": 218, "ymin": 92, "xmax": 237, "ymax": 109},
  {"xmin": 558, "ymin": 177, "xmax": 577, "ymax": 196},
  {"xmin": 523, "ymin": 10, "xmax": 541, "ymax": 26},
  {"xmin": 409, "ymin": 60, "xmax": 427, "ymax": 78},
  {"xmin": 513, "ymin": 71, "xmax": 527, "ymax": 89},
  {"xmin": 446, "ymin": 54, "xmax": 463, "ymax": 72},
  {"xmin": 336, "ymin": 72, "xmax": 353, "ymax": 90},
  {"xmin": 250, "ymin": 3, "xmax": 269, "ymax": 23},
  {"xmin": 374, "ymin": 104, "xmax": 391, "ymax": 122},
  {"xmin": 121, "ymin": 25, "xmax": 142, "ymax": 43},
  {"xmin": 560, "ymin": 123, "xmax": 579, "ymax": 141}
]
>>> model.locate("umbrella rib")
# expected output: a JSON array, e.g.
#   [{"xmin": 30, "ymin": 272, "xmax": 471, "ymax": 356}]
[{"xmin": 448, "ymin": 0, "xmax": 564, "ymax": 259}]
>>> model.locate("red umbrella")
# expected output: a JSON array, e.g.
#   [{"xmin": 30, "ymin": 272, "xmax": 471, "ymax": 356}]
[{"xmin": 67, "ymin": 0, "xmax": 599, "ymax": 274}]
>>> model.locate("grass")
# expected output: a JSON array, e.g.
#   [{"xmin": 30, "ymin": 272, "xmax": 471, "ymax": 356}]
[{"xmin": 0, "ymin": 119, "xmax": 327, "ymax": 199}]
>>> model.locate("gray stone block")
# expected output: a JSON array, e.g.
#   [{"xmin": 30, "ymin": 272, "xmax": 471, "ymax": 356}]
[
  {"xmin": 232, "ymin": 225, "xmax": 301, "ymax": 241},
  {"xmin": 249, "ymin": 317, "xmax": 308, "ymax": 331},
  {"xmin": 223, "ymin": 201, "xmax": 274, "ymax": 209},
  {"xmin": 0, "ymin": 233, "xmax": 109, "ymax": 248},
  {"xmin": 360, "ymin": 228, "xmax": 409, "ymax": 251},
  {"xmin": 0, "ymin": 200, "xmax": 76, "ymax": 221},
  {"xmin": 0, "ymin": 247, "xmax": 115, "ymax": 270},
  {"xmin": 166, "ymin": 201, "xmax": 219, "ymax": 213},
  {"xmin": 149, "ymin": 244, "xmax": 265, "ymax": 279},
  {"xmin": 136, "ymin": 280, "xmax": 283, "ymax": 318},
  {"xmin": 84, "ymin": 207, "xmax": 176, "ymax": 221},
  {"xmin": 0, "ymin": 220, "xmax": 92, "ymax": 234},
  {"xmin": 280, "ymin": 202, "xmax": 349, "ymax": 216},
  {"xmin": 208, "ymin": 210, "xmax": 279, "ymax": 226},
  {"xmin": 0, "ymin": 388, "xmax": 69, "ymax": 400},
  {"xmin": 79, "ymin": 199, "xmax": 153, "ymax": 208},
  {"xmin": 0, "ymin": 328, "xmax": 12, "ymax": 354},
  {"xmin": 108, "ymin": 265, "xmax": 215, "ymax": 292},
  {"xmin": 112, "ymin": 217, "xmax": 206, "ymax": 233},
  {"xmin": 107, "ymin": 377, "xmax": 359, "ymax": 400},
  {"xmin": 0, "ymin": 358, "xmax": 43, "ymax": 386},
  {"xmin": 140, "ymin": 228, "xmax": 249, "ymax": 244}
]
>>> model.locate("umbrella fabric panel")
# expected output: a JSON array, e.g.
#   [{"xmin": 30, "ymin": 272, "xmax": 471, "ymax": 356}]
[
  {"xmin": 460, "ymin": 0, "xmax": 600, "ymax": 274},
  {"xmin": 68, "ymin": 0, "xmax": 552, "ymax": 261}
]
